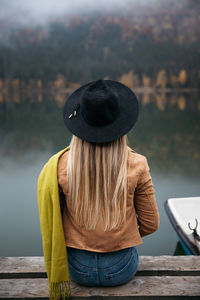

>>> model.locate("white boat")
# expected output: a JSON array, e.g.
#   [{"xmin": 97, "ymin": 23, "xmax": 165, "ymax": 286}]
[{"xmin": 165, "ymin": 197, "xmax": 200, "ymax": 255}]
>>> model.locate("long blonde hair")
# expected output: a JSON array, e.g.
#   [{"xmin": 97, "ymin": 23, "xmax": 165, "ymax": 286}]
[{"xmin": 67, "ymin": 135, "xmax": 128, "ymax": 231}]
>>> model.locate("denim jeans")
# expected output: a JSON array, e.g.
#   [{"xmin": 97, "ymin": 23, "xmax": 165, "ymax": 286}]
[{"xmin": 67, "ymin": 246, "xmax": 138, "ymax": 287}]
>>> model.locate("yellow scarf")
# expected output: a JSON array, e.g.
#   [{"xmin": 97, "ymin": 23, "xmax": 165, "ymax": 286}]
[{"xmin": 37, "ymin": 146, "xmax": 71, "ymax": 300}]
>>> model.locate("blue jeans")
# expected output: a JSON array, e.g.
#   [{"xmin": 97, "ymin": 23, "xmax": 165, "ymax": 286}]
[{"xmin": 67, "ymin": 246, "xmax": 138, "ymax": 287}]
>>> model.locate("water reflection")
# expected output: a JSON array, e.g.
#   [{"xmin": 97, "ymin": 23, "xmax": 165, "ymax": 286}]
[
  {"xmin": 0, "ymin": 92, "xmax": 200, "ymax": 256},
  {"xmin": 0, "ymin": 92, "xmax": 199, "ymax": 176}
]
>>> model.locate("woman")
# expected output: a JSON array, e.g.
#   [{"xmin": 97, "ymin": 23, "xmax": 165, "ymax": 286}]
[{"xmin": 38, "ymin": 79, "xmax": 159, "ymax": 299}]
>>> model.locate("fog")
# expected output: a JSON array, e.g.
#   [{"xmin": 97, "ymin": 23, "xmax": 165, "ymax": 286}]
[
  {"xmin": 0, "ymin": 0, "xmax": 167, "ymax": 26},
  {"xmin": 1, "ymin": 0, "xmax": 198, "ymax": 28},
  {"xmin": 1, "ymin": 0, "xmax": 197, "ymax": 30},
  {"xmin": 0, "ymin": 0, "xmax": 152, "ymax": 16}
]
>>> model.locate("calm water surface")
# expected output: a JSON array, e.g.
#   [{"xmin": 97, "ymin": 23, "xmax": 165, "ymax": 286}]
[{"xmin": 0, "ymin": 92, "xmax": 200, "ymax": 256}]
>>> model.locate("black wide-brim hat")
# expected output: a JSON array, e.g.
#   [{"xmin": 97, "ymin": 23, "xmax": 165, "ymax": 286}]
[{"xmin": 63, "ymin": 79, "xmax": 139, "ymax": 143}]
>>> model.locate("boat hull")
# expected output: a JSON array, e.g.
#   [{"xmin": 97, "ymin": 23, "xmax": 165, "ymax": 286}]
[{"xmin": 165, "ymin": 197, "xmax": 200, "ymax": 255}]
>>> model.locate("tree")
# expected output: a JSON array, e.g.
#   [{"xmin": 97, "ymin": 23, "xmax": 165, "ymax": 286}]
[
  {"xmin": 54, "ymin": 74, "xmax": 67, "ymax": 89},
  {"xmin": 118, "ymin": 70, "xmax": 134, "ymax": 88},
  {"xmin": 142, "ymin": 74, "xmax": 151, "ymax": 87},
  {"xmin": 118, "ymin": 70, "xmax": 140, "ymax": 88},
  {"xmin": 155, "ymin": 70, "xmax": 168, "ymax": 88},
  {"xmin": 178, "ymin": 70, "xmax": 187, "ymax": 86}
]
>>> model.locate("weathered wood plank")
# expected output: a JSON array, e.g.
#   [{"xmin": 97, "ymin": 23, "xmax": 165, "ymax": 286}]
[
  {"xmin": 0, "ymin": 256, "xmax": 200, "ymax": 279},
  {"xmin": 138, "ymin": 256, "xmax": 200, "ymax": 271},
  {"xmin": 0, "ymin": 257, "xmax": 46, "ymax": 279},
  {"xmin": 138, "ymin": 256, "xmax": 200, "ymax": 276},
  {"xmin": 0, "ymin": 277, "xmax": 200, "ymax": 299}
]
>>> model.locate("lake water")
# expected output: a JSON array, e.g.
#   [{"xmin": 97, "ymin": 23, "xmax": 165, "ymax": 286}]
[{"xmin": 0, "ymin": 91, "xmax": 200, "ymax": 256}]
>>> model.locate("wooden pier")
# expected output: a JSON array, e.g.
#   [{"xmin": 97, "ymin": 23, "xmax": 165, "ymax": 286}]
[{"xmin": 0, "ymin": 256, "xmax": 200, "ymax": 299}]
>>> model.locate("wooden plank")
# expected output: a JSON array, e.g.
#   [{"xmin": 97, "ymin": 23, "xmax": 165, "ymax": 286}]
[
  {"xmin": 0, "ymin": 256, "xmax": 200, "ymax": 279},
  {"xmin": 138, "ymin": 256, "xmax": 200, "ymax": 271},
  {"xmin": 0, "ymin": 257, "xmax": 46, "ymax": 279},
  {"xmin": 0, "ymin": 277, "xmax": 200, "ymax": 298},
  {"xmin": 138, "ymin": 256, "xmax": 200, "ymax": 276}
]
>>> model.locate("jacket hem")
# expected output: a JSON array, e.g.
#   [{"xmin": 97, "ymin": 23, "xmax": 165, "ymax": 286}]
[{"xmin": 65, "ymin": 240, "xmax": 143, "ymax": 253}]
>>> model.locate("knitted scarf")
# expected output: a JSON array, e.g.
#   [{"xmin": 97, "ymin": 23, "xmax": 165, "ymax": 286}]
[{"xmin": 37, "ymin": 146, "xmax": 71, "ymax": 299}]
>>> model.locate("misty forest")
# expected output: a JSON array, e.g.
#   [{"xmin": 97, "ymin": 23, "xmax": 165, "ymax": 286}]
[{"xmin": 0, "ymin": 0, "xmax": 200, "ymax": 91}]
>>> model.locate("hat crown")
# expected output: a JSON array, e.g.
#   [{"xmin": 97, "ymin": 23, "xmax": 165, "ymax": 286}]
[
  {"xmin": 81, "ymin": 80, "xmax": 120, "ymax": 126},
  {"xmin": 63, "ymin": 79, "xmax": 139, "ymax": 143}
]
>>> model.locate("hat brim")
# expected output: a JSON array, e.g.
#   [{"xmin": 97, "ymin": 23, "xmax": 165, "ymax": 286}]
[{"xmin": 63, "ymin": 80, "xmax": 139, "ymax": 143}]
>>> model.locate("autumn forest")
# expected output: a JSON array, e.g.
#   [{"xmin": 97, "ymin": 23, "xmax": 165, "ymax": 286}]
[{"xmin": 0, "ymin": 0, "xmax": 200, "ymax": 98}]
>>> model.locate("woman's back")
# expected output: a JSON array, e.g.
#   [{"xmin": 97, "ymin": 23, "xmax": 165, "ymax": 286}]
[
  {"xmin": 38, "ymin": 79, "xmax": 160, "ymax": 297},
  {"xmin": 58, "ymin": 145, "xmax": 159, "ymax": 252}
]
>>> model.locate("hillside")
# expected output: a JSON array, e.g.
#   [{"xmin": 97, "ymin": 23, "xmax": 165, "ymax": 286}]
[{"xmin": 0, "ymin": 0, "xmax": 199, "ymax": 88}]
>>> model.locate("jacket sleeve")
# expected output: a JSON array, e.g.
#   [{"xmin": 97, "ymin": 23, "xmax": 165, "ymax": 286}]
[{"xmin": 134, "ymin": 157, "xmax": 160, "ymax": 237}]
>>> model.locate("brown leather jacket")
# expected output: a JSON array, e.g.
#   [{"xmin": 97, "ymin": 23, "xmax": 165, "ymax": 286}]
[{"xmin": 58, "ymin": 146, "xmax": 160, "ymax": 252}]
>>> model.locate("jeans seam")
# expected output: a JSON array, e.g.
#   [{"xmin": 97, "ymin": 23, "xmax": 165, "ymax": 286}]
[
  {"xmin": 98, "ymin": 247, "xmax": 133, "ymax": 271},
  {"xmin": 68, "ymin": 261, "xmax": 90, "ymax": 277},
  {"xmin": 68, "ymin": 251, "xmax": 94, "ymax": 270},
  {"xmin": 105, "ymin": 250, "xmax": 136, "ymax": 278}
]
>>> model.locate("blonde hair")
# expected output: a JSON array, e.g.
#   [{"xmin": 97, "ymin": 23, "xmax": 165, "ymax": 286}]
[{"xmin": 67, "ymin": 135, "xmax": 128, "ymax": 231}]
